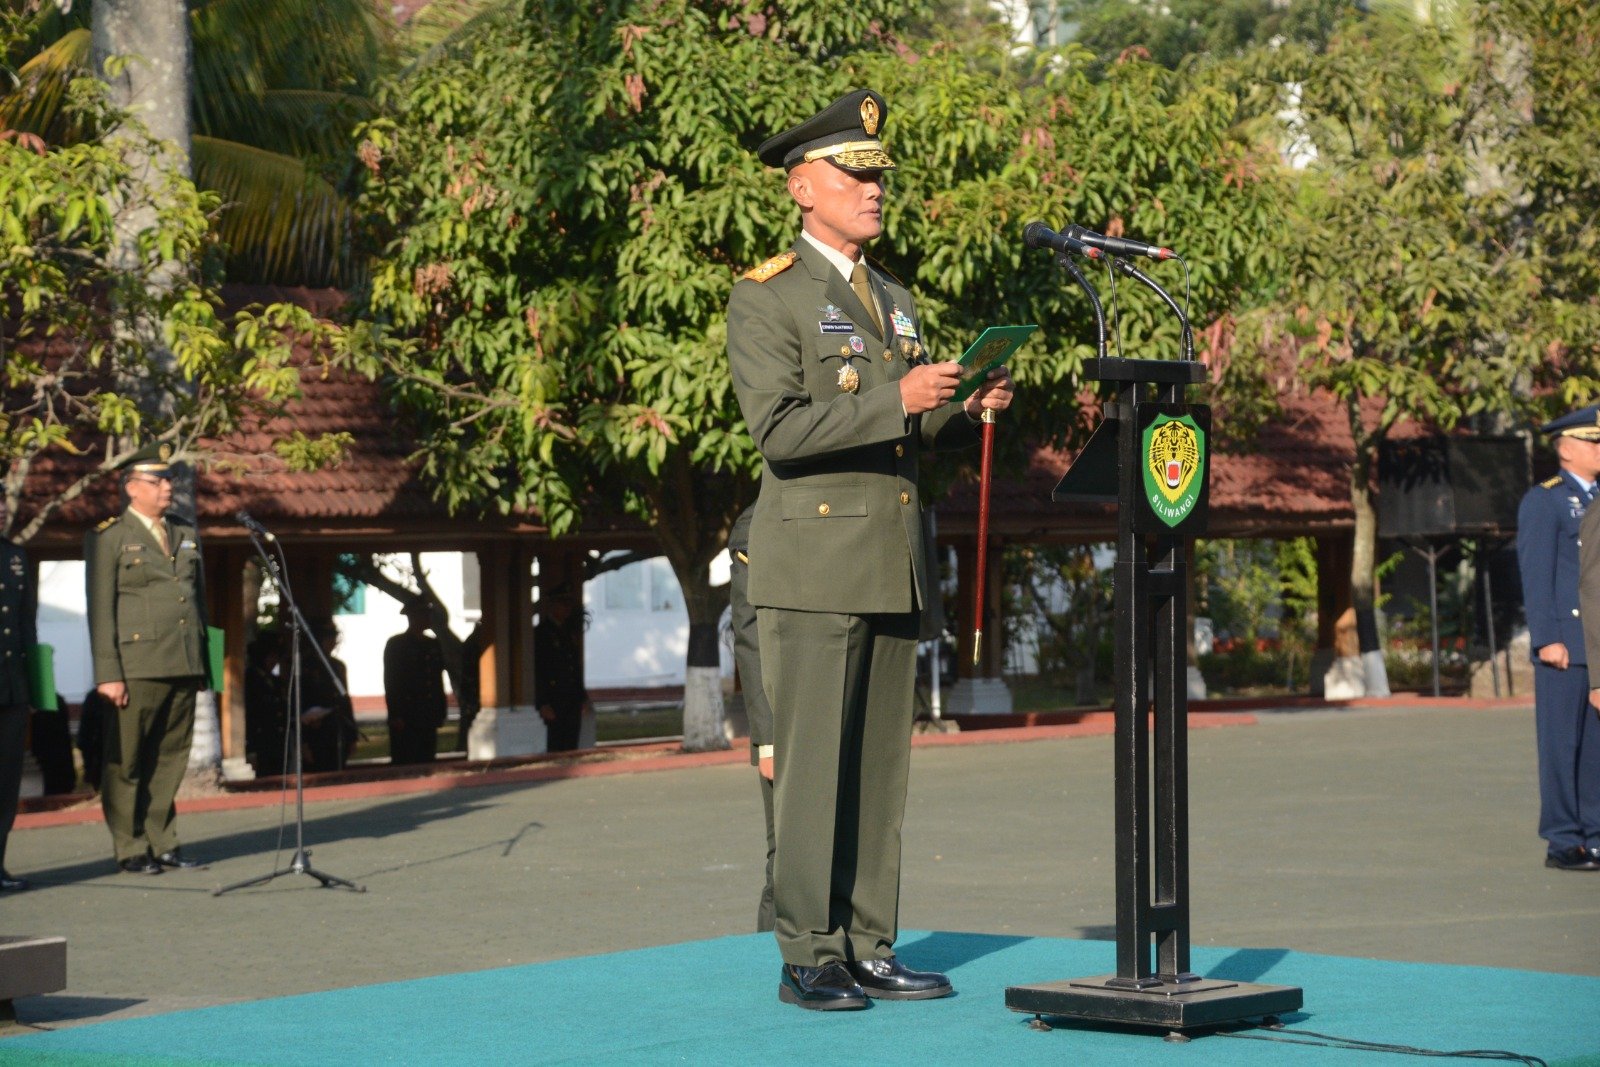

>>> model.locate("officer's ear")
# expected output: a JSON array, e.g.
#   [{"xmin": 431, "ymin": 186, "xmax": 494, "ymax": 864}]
[{"xmin": 787, "ymin": 167, "xmax": 815, "ymax": 210}]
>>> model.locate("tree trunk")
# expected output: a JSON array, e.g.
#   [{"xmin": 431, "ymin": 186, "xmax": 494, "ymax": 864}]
[
  {"xmin": 646, "ymin": 453, "xmax": 743, "ymax": 753},
  {"xmin": 1348, "ymin": 419, "xmax": 1391, "ymax": 697}
]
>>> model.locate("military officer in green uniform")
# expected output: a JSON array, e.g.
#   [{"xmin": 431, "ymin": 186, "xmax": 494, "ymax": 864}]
[
  {"xmin": 727, "ymin": 88, "xmax": 1014, "ymax": 1010},
  {"xmin": 85, "ymin": 444, "xmax": 209, "ymax": 874}
]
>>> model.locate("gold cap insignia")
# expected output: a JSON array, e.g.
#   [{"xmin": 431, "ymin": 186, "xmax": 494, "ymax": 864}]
[{"xmin": 860, "ymin": 97, "xmax": 880, "ymax": 136}]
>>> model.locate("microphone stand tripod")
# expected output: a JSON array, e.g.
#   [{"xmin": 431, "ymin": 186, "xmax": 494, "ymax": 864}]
[{"xmin": 215, "ymin": 523, "xmax": 364, "ymax": 895}]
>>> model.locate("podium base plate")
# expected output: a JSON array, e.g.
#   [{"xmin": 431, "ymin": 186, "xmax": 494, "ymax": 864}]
[{"xmin": 1005, "ymin": 974, "xmax": 1302, "ymax": 1032}]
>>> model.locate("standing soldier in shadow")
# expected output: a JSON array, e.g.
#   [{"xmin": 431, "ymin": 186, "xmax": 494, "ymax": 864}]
[
  {"xmin": 384, "ymin": 601, "xmax": 448, "ymax": 765},
  {"xmin": 534, "ymin": 586, "xmax": 589, "ymax": 753},
  {"xmin": 0, "ymin": 501, "xmax": 38, "ymax": 892},
  {"xmin": 85, "ymin": 443, "xmax": 208, "ymax": 875}
]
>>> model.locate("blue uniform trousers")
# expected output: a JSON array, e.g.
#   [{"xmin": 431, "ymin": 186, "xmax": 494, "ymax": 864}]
[{"xmin": 1533, "ymin": 662, "xmax": 1600, "ymax": 851}]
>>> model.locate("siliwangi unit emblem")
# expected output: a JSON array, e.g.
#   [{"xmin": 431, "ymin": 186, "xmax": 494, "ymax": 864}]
[{"xmin": 1142, "ymin": 413, "xmax": 1205, "ymax": 527}]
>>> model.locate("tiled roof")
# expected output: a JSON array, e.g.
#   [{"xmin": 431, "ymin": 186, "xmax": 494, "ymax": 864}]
[{"xmin": 18, "ymin": 287, "xmax": 1369, "ymax": 550}]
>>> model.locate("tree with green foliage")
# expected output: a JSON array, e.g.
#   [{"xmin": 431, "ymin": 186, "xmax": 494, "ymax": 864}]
[
  {"xmin": 0, "ymin": 58, "xmax": 347, "ymax": 542},
  {"xmin": 1223, "ymin": 1, "xmax": 1600, "ymax": 694},
  {"xmin": 3, "ymin": 0, "xmax": 388, "ymax": 285},
  {"xmin": 348, "ymin": 0, "xmax": 1294, "ymax": 749}
]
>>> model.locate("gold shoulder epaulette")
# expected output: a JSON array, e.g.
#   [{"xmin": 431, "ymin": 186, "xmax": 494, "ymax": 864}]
[
  {"xmin": 95, "ymin": 516, "xmax": 117, "ymax": 531},
  {"xmin": 866, "ymin": 255, "xmax": 904, "ymax": 287},
  {"xmin": 1542, "ymin": 475, "xmax": 1564, "ymax": 489},
  {"xmin": 743, "ymin": 251, "xmax": 797, "ymax": 283}
]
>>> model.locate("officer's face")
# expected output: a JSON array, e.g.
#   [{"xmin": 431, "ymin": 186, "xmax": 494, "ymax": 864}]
[
  {"xmin": 1559, "ymin": 435, "xmax": 1600, "ymax": 480},
  {"xmin": 125, "ymin": 471, "xmax": 172, "ymax": 517},
  {"xmin": 789, "ymin": 160, "xmax": 884, "ymax": 255}
]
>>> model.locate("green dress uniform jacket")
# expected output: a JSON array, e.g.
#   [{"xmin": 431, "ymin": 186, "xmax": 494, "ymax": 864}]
[
  {"xmin": 728, "ymin": 240, "xmax": 974, "ymax": 616},
  {"xmin": 728, "ymin": 237, "xmax": 976, "ymax": 968},
  {"xmin": 85, "ymin": 511, "xmax": 208, "ymax": 685},
  {"xmin": 84, "ymin": 509, "xmax": 207, "ymax": 863}
]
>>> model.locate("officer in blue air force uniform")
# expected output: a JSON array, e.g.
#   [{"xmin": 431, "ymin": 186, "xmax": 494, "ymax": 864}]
[
  {"xmin": 727, "ymin": 88, "xmax": 1014, "ymax": 1010},
  {"xmin": 1516, "ymin": 405, "xmax": 1600, "ymax": 871}
]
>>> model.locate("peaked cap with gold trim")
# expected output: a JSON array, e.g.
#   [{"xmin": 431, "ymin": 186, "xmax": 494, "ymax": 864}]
[
  {"xmin": 1540, "ymin": 404, "xmax": 1600, "ymax": 442},
  {"xmin": 757, "ymin": 89, "xmax": 895, "ymax": 174},
  {"xmin": 119, "ymin": 440, "xmax": 175, "ymax": 476}
]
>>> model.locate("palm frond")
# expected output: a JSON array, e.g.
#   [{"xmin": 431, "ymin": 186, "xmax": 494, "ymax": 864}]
[
  {"xmin": 193, "ymin": 135, "xmax": 354, "ymax": 287},
  {"xmin": 194, "ymin": 88, "xmax": 374, "ymax": 158},
  {"xmin": 0, "ymin": 26, "xmax": 89, "ymax": 142}
]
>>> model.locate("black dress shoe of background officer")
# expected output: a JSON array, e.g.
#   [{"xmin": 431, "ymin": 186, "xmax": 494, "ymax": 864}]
[
  {"xmin": 155, "ymin": 848, "xmax": 206, "ymax": 870},
  {"xmin": 0, "ymin": 869, "xmax": 30, "ymax": 891},
  {"xmin": 118, "ymin": 854, "xmax": 162, "ymax": 875},
  {"xmin": 778, "ymin": 962, "xmax": 869, "ymax": 1010},
  {"xmin": 848, "ymin": 956, "xmax": 954, "ymax": 1000},
  {"xmin": 1544, "ymin": 845, "xmax": 1600, "ymax": 871}
]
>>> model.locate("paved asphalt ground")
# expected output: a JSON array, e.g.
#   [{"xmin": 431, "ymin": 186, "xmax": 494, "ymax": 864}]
[{"xmin": 2, "ymin": 701, "xmax": 1596, "ymax": 1035}]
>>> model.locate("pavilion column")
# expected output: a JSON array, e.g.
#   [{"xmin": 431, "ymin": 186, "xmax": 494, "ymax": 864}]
[
  {"xmin": 204, "ymin": 543, "xmax": 251, "ymax": 775},
  {"xmin": 468, "ymin": 539, "xmax": 543, "ymax": 759}
]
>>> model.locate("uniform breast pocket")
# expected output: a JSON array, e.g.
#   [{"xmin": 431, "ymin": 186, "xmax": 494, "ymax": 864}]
[
  {"xmin": 119, "ymin": 556, "xmax": 153, "ymax": 587},
  {"xmin": 781, "ymin": 485, "xmax": 867, "ymax": 521}
]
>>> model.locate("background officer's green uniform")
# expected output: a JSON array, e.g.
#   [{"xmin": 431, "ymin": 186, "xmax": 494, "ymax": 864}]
[
  {"xmin": 728, "ymin": 505, "xmax": 776, "ymax": 932},
  {"xmin": 85, "ymin": 495, "xmax": 208, "ymax": 864},
  {"xmin": 727, "ymin": 91, "xmax": 976, "ymax": 969}
]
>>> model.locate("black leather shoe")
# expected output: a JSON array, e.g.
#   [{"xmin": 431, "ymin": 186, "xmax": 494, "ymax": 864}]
[
  {"xmin": 118, "ymin": 855, "xmax": 163, "ymax": 875},
  {"xmin": 848, "ymin": 956, "xmax": 954, "ymax": 1000},
  {"xmin": 0, "ymin": 869, "xmax": 30, "ymax": 891},
  {"xmin": 778, "ymin": 962, "xmax": 869, "ymax": 1011},
  {"xmin": 1544, "ymin": 846, "xmax": 1600, "ymax": 871},
  {"xmin": 154, "ymin": 849, "xmax": 206, "ymax": 870}
]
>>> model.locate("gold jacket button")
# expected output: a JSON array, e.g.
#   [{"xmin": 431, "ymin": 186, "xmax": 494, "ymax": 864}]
[
  {"xmin": 895, "ymin": 444, "xmax": 904, "ymax": 457},
  {"xmin": 818, "ymin": 503, "xmax": 830, "ymax": 516},
  {"xmin": 899, "ymin": 491, "xmax": 910, "ymax": 505},
  {"xmin": 178, "ymin": 596, "xmax": 186, "ymax": 603},
  {"xmin": 882, "ymin": 349, "xmax": 892, "ymax": 361}
]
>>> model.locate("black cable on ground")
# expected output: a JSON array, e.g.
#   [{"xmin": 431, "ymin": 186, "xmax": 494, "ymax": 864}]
[{"xmin": 1214, "ymin": 1021, "xmax": 1547, "ymax": 1066}]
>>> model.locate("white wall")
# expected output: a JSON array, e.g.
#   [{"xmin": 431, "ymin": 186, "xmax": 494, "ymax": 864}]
[{"xmin": 37, "ymin": 548, "xmax": 735, "ymax": 704}]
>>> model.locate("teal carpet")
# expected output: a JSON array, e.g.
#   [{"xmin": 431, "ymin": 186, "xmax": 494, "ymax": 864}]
[{"xmin": 4, "ymin": 932, "xmax": 1598, "ymax": 1065}]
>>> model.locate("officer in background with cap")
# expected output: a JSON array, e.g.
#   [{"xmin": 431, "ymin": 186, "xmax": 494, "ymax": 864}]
[
  {"xmin": 1517, "ymin": 405, "xmax": 1600, "ymax": 871},
  {"xmin": 85, "ymin": 442, "xmax": 209, "ymax": 875},
  {"xmin": 727, "ymin": 88, "xmax": 1013, "ymax": 1009}
]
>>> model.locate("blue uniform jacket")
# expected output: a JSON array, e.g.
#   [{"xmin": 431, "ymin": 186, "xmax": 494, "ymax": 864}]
[{"xmin": 1517, "ymin": 471, "xmax": 1593, "ymax": 664}]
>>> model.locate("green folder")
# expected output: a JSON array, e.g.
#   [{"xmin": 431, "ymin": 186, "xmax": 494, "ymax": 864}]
[
  {"xmin": 208, "ymin": 626, "xmax": 225, "ymax": 692},
  {"xmin": 952, "ymin": 324, "xmax": 1037, "ymax": 403},
  {"xmin": 27, "ymin": 644, "xmax": 57, "ymax": 711}
]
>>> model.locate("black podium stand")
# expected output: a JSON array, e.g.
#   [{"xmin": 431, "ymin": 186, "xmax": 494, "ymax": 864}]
[{"xmin": 1004, "ymin": 356, "xmax": 1302, "ymax": 1034}]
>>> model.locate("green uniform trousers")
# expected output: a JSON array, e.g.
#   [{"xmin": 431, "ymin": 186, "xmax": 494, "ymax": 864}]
[
  {"xmin": 101, "ymin": 677, "xmax": 198, "ymax": 862},
  {"xmin": 758, "ymin": 605, "xmax": 919, "ymax": 967}
]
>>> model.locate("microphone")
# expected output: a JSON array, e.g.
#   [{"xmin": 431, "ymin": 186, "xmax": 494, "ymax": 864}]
[
  {"xmin": 1065, "ymin": 224, "xmax": 1176, "ymax": 261},
  {"xmin": 1022, "ymin": 222, "xmax": 1102, "ymax": 259},
  {"xmin": 236, "ymin": 510, "xmax": 275, "ymax": 542}
]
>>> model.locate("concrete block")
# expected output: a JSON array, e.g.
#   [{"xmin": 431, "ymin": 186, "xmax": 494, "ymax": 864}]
[
  {"xmin": 943, "ymin": 678, "xmax": 1014, "ymax": 716},
  {"xmin": 0, "ymin": 935, "xmax": 66, "ymax": 1002},
  {"xmin": 1311, "ymin": 651, "xmax": 1366, "ymax": 699},
  {"xmin": 467, "ymin": 706, "xmax": 546, "ymax": 760}
]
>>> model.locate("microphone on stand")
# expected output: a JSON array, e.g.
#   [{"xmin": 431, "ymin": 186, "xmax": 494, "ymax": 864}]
[
  {"xmin": 1065, "ymin": 224, "xmax": 1177, "ymax": 261},
  {"xmin": 1022, "ymin": 222, "xmax": 1103, "ymax": 259},
  {"xmin": 236, "ymin": 510, "xmax": 276, "ymax": 542}
]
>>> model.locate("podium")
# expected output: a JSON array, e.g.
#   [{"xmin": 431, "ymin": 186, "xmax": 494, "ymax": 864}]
[{"xmin": 1004, "ymin": 356, "xmax": 1302, "ymax": 1034}]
